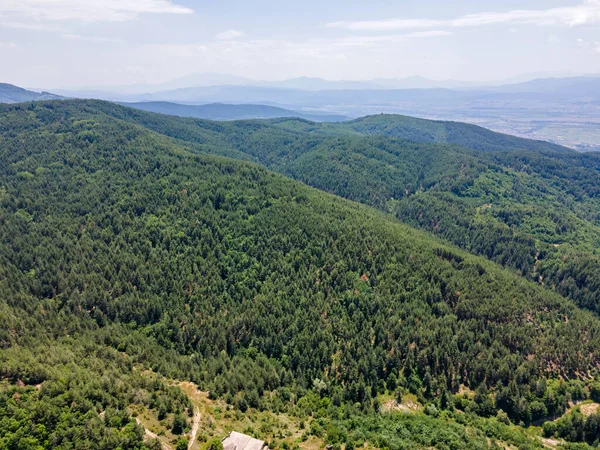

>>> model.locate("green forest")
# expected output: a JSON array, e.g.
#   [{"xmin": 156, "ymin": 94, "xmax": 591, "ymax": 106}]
[
  {"xmin": 2, "ymin": 100, "xmax": 600, "ymax": 449},
  {"xmin": 90, "ymin": 102, "xmax": 600, "ymax": 317}
]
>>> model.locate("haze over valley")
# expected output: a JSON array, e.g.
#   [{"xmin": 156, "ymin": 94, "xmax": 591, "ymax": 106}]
[{"xmin": 9, "ymin": 72, "xmax": 600, "ymax": 151}]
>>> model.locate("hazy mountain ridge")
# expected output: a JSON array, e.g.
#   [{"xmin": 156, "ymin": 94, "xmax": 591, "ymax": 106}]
[
  {"xmin": 0, "ymin": 83, "xmax": 63, "ymax": 103},
  {"xmin": 118, "ymin": 101, "xmax": 349, "ymax": 122},
  {"xmin": 485, "ymin": 76, "xmax": 600, "ymax": 95},
  {"xmin": 11, "ymin": 75, "xmax": 600, "ymax": 151},
  {"xmin": 52, "ymin": 74, "xmax": 476, "ymax": 96},
  {"xmin": 49, "ymin": 74, "xmax": 600, "ymax": 99}
]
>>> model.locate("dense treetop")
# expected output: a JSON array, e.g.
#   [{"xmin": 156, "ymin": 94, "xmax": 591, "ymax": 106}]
[
  {"xmin": 58, "ymin": 100, "xmax": 600, "ymax": 317},
  {"xmin": 2, "ymin": 100, "xmax": 600, "ymax": 448}
]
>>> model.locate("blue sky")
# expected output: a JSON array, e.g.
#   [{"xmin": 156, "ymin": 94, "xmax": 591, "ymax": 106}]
[{"xmin": 0, "ymin": 0, "xmax": 599, "ymax": 88}]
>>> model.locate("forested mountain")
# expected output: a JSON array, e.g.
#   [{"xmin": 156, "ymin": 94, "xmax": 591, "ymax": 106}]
[
  {"xmin": 76, "ymin": 101, "xmax": 600, "ymax": 320},
  {"xmin": 50, "ymin": 75, "xmax": 600, "ymax": 151},
  {"xmin": 334, "ymin": 114, "xmax": 572, "ymax": 153},
  {"xmin": 3, "ymin": 100, "xmax": 600, "ymax": 448},
  {"xmin": 0, "ymin": 83, "xmax": 62, "ymax": 103},
  {"xmin": 118, "ymin": 101, "xmax": 349, "ymax": 122}
]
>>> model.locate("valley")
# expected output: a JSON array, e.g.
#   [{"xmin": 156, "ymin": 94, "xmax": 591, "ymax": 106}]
[{"xmin": 45, "ymin": 76, "xmax": 600, "ymax": 152}]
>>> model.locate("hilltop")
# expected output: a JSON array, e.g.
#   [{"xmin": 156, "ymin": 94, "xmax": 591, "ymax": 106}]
[
  {"xmin": 68, "ymin": 101, "xmax": 600, "ymax": 319},
  {"xmin": 0, "ymin": 83, "xmax": 63, "ymax": 103}
]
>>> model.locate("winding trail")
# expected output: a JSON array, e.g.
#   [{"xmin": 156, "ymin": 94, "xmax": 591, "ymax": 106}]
[
  {"xmin": 136, "ymin": 418, "xmax": 172, "ymax": 450},
  {"xmin": 188, "ymin": 405, "xmax": 201, "ymax": 450},
  {"xmin": 135, "ymin": 406, "xmax": 200, "ymax": 450},
  {"xmin": 178, "ymin": 381, "xmax": 203, "ymax": 450}
]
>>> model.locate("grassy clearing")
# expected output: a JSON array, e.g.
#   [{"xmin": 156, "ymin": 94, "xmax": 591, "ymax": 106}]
[{"xmin": 178, "ymin": 382, "xmax": 323, "ymax": 450}]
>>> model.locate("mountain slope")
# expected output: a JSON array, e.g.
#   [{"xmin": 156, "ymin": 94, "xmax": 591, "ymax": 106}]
[
  {"xmin": 0, "ymin": 83, "xmax": 63, "ymax": 103},
  {"xmin": 338, "ymin": 114, "xmax": 573, "ymax": 153},
  {"xmin": 88, "ymin": 101, "xmax": 572, "ymax": 155},
  {"xmin": 3, "ymin": 100, "xmax": 600, "ymax": 447},
  {"xmin": 265, "ymin": 113, "xmax": 571, "ymax": 154},
  {"xmin": 119, "ymin": 101, "xmax": 349, "ymax": 122},
  {"xmin": 73, "ymin": 101, "xmax": 600, "ymax": 318}
]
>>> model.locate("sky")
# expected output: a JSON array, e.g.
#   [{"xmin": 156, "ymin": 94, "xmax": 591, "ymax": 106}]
[{"xmin": 1, "ymin": 0, "xmax": 600, "ymax": 89}]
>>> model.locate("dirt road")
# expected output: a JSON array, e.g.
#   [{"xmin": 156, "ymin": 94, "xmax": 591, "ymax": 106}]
[
  {"xmin": 136, "ymin": 418, "xmax": 172, "ymax": 450},
  {"xmin": 188, "ymin": 405, "xmax": 201, "ymax": 450}
]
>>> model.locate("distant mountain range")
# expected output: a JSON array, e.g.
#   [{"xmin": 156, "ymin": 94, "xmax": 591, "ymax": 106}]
[
  {"xmin": 119, "ymin": 101, "xmax": 349, "ymax": 122},
  {"xmin": 44, "ymin": 75, "xmax": 600, "ymax": 110},
  {"xmin": 45, "ymin": 76, "xmax": 596, "ymax": 114},
  {"xmin": 0, "ymin": 83, "xmax": 62, "ymax": 103},
  {"xmin": 483, "ymin": 76, "xmax": 600, "ymax": 96},
  {"xmin": 0, "ymin": 84, "xmax": 348, "ymax": 122},
  {"xmin": 115, "ymin": 76, "xmax": 600, "ymax": 105},
  {"xmin": 4, "ymin": 75, "xmax": 600, "ymax": 151},
  {"xmin": 260, "ymin": 75, "xmax": 473, "ymax": 91},
  {"xmin": 52, "ymin": 73, "xmax": 475, "ymax": 96}
]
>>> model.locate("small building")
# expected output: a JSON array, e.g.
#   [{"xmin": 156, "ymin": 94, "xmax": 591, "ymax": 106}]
[{"xmin": 222, "ymin": 431, "xmax": 267, "ymax": 450}]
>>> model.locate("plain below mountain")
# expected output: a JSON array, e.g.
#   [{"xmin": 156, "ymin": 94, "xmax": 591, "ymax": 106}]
[{"xmin": 118, "ymin": 101, "xmax": 349, "ymax": 122}]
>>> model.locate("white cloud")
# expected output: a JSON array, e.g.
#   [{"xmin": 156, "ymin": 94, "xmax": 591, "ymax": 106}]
[
  {"xmin": 215, "ymin": 30, "xmax": 245, "ymax": 41},
  {"xmin": 407, "ymin": 30, "xmax": 452, "ymax": 38},
  {"xmin": 62, "ymin": 34, "xmax": 123, "ymax": 43},
  {"xmin": 0, "ymin": 20, "xmax": 64, "ymax": 31},
  {"xmin": 0, "ymin": 41, "xmax": 16, "ymax": 48},
  {"xmin": 547, "ymin": 34, "xmax": 562, "ymax": 44},
  {"xmin": 573, "ymin": 37, "xmax": 600, "ymax": 52},
  {"xmin": 141, "ymin": 29, "xmax": 451, "ymax": 71},
  {"xmin": 327, "ymin": 1, "xmax": 600, "ymax": 31},
  {"xmin": 325, "ymin": 30, "xmax": 452, "ymax": 48},
  {"xmin": 327, "ymin": 19, "xmax": 439, "ymax": 32},
  {"xmin": 0, "ymin": 0, "xmax": 193, "ymax": 23},
  {"xmin": 126, "ymin": 29, "xmax": 459, "ymax": 85}
]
